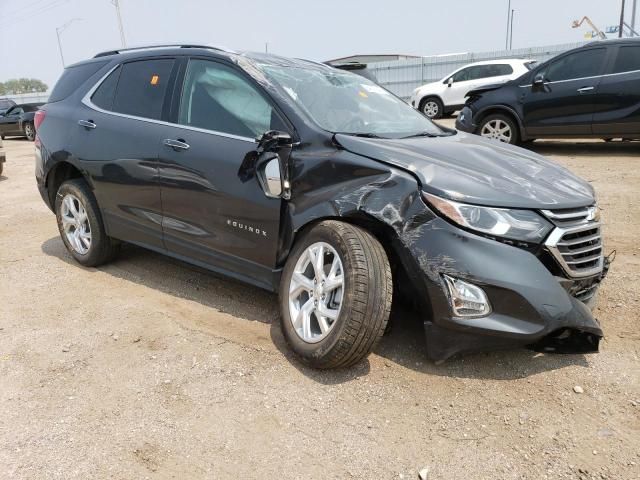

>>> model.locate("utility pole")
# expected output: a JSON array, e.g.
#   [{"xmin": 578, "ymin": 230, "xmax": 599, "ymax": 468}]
[
  {"xmin": 510, "ymin": 9, "xmax": 515, "ymax": 49},
  {"xmin": 505, "ymin": 0, "xmax": 511, "ymax": 49},
  {"xmin": 111, "ymin": 0, "xmax": 126, "ymax": 47},
  {"xmin": 55, "ymin": 18, "xmax": 82, "ymax": 68},
  {"xmin": 619, "ymin": 0, "xmax": 626, "ymax": 38}
]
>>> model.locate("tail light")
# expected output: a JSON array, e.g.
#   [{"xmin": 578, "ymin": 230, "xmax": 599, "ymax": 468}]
[
  {"xmin": 33, "ymin": 109, "xmax": 46, "ymax": 148},
  {"xmin": 34, "ymin": 109, "xmax": 46, "ymax": 130}
]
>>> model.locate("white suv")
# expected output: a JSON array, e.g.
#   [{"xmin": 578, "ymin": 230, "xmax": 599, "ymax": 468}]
[{"xmin": 410, "ymin": 59, "xmax": 535, "ymax": 119}]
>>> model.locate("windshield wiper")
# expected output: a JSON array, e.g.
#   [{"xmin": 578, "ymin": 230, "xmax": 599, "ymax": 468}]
[
  {"xmin": 402, "ymin": 131, "xmax": 440, "ymax": 138},
  {"xmin": 335, "ymin": 132, "xmax": 385, "ymax": 138}
]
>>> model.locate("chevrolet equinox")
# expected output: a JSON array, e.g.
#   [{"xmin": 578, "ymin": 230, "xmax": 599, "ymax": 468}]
[{"xmin": 35, "ymin": 45, "xmax": 609, "ymax": 368}]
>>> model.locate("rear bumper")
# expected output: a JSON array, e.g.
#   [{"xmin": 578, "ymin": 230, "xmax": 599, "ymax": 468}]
[{"xmin": 398, "ymin": 215, "xmax": 606, "ymax": 361}]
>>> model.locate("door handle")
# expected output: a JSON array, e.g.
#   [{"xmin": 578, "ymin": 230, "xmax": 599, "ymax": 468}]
[
  {"xmin": 78, "ymin": 119, "xmax": 97, "ymax": 129},
  {"xmin": 163, "ymin": 138, "xmax": 190, "ymax": 151},
  {"xmin": 577, "ymin": 86, "xmax": 595, "ymax": 93}
]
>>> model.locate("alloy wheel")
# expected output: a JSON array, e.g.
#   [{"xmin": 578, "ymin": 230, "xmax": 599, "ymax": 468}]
[
  {"xmin": 288, "ymin": 242, "xmax": 344, "ymax": 343},
  {"xmin": 423, "ymin": 101, "xmax": 439, "ymax": 118},
  {"xmin": 25, "ymin": 123, "xmax": 35, "ymax": 140},
  {"xmin": 480, "ymin": 119, "xmax": 512, "ymax": 143},
  {"xmin": 60, "ymin": 194, "xmax": 92, "ymax": 254}
]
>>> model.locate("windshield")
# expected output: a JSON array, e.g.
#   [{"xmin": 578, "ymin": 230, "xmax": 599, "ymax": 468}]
[{"xmin": 260, "ymin": 65, "xmax": 446, "ymax": 139}]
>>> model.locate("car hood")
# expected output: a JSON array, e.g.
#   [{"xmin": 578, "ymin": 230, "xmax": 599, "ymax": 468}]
[
  {"xmin": 465, "ymin": 82, "xmax": 507, "ymax": 98},
  {"xmin": 334, "ymin": 132, "xmax": 595, "ymax": 209}
]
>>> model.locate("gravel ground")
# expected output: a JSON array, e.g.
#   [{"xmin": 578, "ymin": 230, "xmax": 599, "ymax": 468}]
[{"xmin": 1, "ymin": 128, "xmax": 639, "ymax": 480}]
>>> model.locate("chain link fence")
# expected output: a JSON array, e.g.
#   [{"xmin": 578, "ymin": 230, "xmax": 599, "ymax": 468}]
[{"xmin": 368, "ymin": 42, "xmax": 586, "ymax": 100}]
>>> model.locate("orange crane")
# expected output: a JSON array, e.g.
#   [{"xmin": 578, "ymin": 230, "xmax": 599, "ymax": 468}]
[{"xmin": 572, "ymin": 16, "xmax": 607, "ymax": 39}]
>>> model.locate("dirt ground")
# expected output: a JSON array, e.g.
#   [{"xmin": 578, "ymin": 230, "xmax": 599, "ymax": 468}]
[{"xmin": 1, "ymin": 125, "xmax": 639, "ymax": 479}]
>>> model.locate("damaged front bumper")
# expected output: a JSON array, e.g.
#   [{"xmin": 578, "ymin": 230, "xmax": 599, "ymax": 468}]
[{"xmin": 400, "ymin": 216, "xmax": 608, "ymax": 361}]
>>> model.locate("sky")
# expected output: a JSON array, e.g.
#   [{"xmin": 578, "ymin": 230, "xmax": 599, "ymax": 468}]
[{"xmin": 0, "ymin": 0, "xmax": 633, "ymax": 91}]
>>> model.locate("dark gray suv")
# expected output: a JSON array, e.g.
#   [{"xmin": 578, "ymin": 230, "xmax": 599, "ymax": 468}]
[
  {"xmin": 35, "ymin": 44, "xmax": 608, "ymax": 368},
  {"xmin": 457, "ymin": 38, "xmax": 640, "ymax": 144}
]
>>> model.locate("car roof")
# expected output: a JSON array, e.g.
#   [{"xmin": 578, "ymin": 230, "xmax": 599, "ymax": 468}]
[
  {"xmin": 463, "ymin": 58, "xmax": 534, "ymax": 67},
  {"xmin": 584, "ymin": 36, "xmax": 640, "ymax": 47},
  {"xmin": 67, "ymin": 44, "xmax": 334, "ymax": 73}
]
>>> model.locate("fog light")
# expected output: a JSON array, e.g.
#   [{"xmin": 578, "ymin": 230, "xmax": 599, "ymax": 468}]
[{"xmin": 443, "ymin": 275, "xmax": 491, "ymax": 317}]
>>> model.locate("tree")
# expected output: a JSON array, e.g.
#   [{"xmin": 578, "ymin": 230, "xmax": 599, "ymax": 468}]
[{"xmin": 0, "ymin": 78, "xmax": 48, "ymax": 95}]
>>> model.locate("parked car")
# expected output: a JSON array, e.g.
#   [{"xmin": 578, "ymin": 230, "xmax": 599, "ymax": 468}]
[
  {"xmin": 0, "ymin": 102, "xmax": 44, "ymax": 141},
  {"xmin": 35, "ymin": 45, "xmax": 608, "ymax": 367},
  {"xmin": 410, "ymin": 59, "xmax": 535, "ymax": 119},
  {"xmin": 0, "ymin": 98, "xmax": 16, "ymax": 116},
  {"xmin": 456, "ymin": 38, "xmax": 640, "ymax": 144},
  {"xmin": 0, "ymin": 136, "xmax": 5, "ymax": 176},
  {"xmin": 328, "ymin": 61, "xmax": 378, "ymax": 83}
]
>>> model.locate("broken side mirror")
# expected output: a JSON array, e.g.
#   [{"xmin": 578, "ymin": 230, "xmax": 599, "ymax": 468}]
[
  {"xmin": 257, "ymin": 154, "xmax": 283, "ymax": 198},
  {"xmin": 256, "ymin": 130, "xmax": 293, "ymax": 152},
  {"xmin": 533, "ymin": 73, "xmax": 545, "ymax": 87}
]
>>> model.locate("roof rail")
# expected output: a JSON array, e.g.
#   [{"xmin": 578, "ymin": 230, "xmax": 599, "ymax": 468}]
[{"xmin": 93, "ymin": 44, "xmax": 234, "ymax": 58}]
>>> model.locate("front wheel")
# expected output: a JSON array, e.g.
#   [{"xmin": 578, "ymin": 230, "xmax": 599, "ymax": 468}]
[
  {"xmin": 55, "ymin": 179, "xmax": 120, "ymax": 267},
  {"xmin": 279, "ymin": 221, "xmax": 392, "ymax": 369},
  {"xmin": 420, "ymin": 97, "xmax": 444, "ymax": 119},
  {"xmin": 23, "ymin": 122, "xmax": 35, "ymax": 141},
  {"xmin": 478, "ymin": 114, "xmax": 520, "ymax": 145}
]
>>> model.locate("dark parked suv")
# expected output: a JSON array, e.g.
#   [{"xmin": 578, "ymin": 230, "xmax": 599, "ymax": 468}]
[
  {"xmin": 456, "ymin": 38, "xmax": 640, "ymax": 144},
  {"xmin": 36, "ymin": 44, "xmax": 608, "ymax": 368}
]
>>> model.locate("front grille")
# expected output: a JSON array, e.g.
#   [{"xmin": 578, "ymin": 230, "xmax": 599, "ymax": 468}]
[{"xmin": 542, "ymin": 207, "xmax": 604, "ymax": 278}]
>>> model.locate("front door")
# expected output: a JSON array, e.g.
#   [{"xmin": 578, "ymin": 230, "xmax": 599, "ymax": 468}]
[
  {"xmin": 70, "ymin": 57, "xmax": 177, "ymax": 249},
  {"xmin": 521, "ymin": 47, "xmax": 607, "ymax": 137},
  {"xmin": 0, "ymin": 106, "xmax": 23, "ymax": 136},
  {"xmin": 158, "ymin": 58, "xmax": 289, "ymax": 288},
  {"xmin": 442, "ymin": 65, "xmax": 486, "ymax": 107}
]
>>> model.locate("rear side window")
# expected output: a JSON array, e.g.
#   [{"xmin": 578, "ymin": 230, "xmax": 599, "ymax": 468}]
[
  {"xmin": 49, "ymin": 61, "xmax": 108, "ymax": 103},
  {"xmin": 110, "ymin": 59, "xmax": 175, "ymax": 120},
  {"xmin": 544, "ymin": 48, "xmax": 606, "ymax": 82},
  {"xmin": 91, "ymin": 66, "xmax": 121, "ymax": 110},
  {"xmin": 611, "ymin": 46, "xmax": 640, "ymax": 74},
  {"xmin": 476, "ymin": 64, "xmax": 513, "ymax": 79}
]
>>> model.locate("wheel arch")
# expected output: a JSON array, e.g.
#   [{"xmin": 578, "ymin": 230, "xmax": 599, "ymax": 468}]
[
  {"xmin": 474, "ymin": 105, "xmax": 528, "ymax": 140},
  {"xmin": 418, "ymin": 94, "xmax": 444, "ymax": 110},
  {"xmin": 45, "ymin": 161, "xmax": 88, "ymax": 209}
]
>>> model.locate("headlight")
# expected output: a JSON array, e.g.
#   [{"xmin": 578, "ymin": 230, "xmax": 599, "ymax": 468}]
[{"xmin": 423, "ymin": 192, "xmax": 553, "ymax": 243}]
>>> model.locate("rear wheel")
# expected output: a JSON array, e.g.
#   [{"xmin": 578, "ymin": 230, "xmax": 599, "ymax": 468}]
[
  {"xmin": 279, "ymin": 221, "xmax": 392, "ymax": 369},
  {"xmin": 478, "ymin": 113, "xmax": 520, "ymax": 145},
  {"xmin": 420, "ymin": 97, "xmax": 443, "ymax": 119},
  {"xmin": 55, "ymin": 179, "xmax": 120, "ymax": 267},
  {"xmin": 23, "ymin": 122, "xmax": 35, "ymax": 141}
]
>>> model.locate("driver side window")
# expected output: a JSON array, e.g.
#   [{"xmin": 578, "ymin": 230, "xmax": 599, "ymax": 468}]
[
  {"xmin": 452, "ymin": 68, "xmax": 470, "ymax": 83},
  {"xmin": 178, "ymin": 59, "xmax": 286, "ymax": 138},
  {"xmin": 542, "ymin": 48, "xmax": 606, "ymax": 82}
]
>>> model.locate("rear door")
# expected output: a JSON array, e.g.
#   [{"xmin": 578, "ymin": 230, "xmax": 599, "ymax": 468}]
[
  {"xmin": 157, "ymin": 57, "xmax": 289, "ymax": 288},
  {"xmin": 521, "ymin": 47, "xmax": 607, "ymax": 136},
  {"xmin": 71, "ymin": 57, "xmax": 178, "ymax": 249},
  {"xmin": 592, "ymin": 44, "xmax": 640, "ymax": 136}
]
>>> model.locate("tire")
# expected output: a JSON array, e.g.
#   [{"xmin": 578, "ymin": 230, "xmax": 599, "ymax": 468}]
[
  {"xmin": 279, "ymin": 221, "xmax": 392, "ymax": 369},
  {"xmin": 0, "ymin": 163, "xmax": 3, "ymax": 176},
  {"xmin": 478, "ymin": 113, "xmax": 520, "ymax": 145},
  {"xmin": 420, "ymin": 97, "xmax": 444, "ymax": 119},
  {"xmin": 23, "ymin": 122, "xmax": 35, "ymax": 141},
  {"xmin": 55, "ymin": 179, "xmax": 120, "ymax": 267}
]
